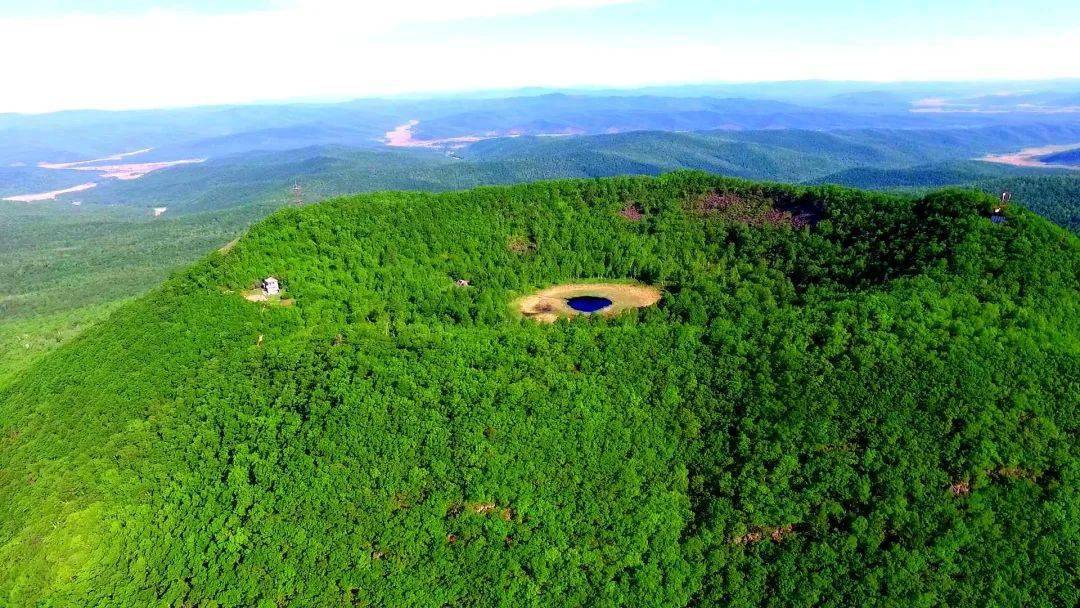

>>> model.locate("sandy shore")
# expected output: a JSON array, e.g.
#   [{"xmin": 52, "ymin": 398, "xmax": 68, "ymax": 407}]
[{"xmin": 515, "ymin": 282, "xmax": 661, "ymax": 323}]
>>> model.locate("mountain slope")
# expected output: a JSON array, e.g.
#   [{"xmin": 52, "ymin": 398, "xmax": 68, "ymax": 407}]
[
  {"xmin": 78, "ymin": 124, "xmax": 1080, "ymax": 214},
  {"xmin": 1039, "ymin": 147, "xmax": 1080, "ymax": 166},
  {"xmin": 2, "ymin": 173, "xmax": 1077, "ymax": 606}
]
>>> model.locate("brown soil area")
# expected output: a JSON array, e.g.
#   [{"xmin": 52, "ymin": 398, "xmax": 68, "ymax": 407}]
[
  {"xmin": 242, "ymin": 290, "xmax": 293, "ymax": 307},
  {"xmin": 515, "ymin": 282, "xmax": 661, "ymax": 323},
  {"xmin": 980, "ymin": 143, "xmax": 1080, "ymax": 169},
  {"xmin": 3, "ymin": 182, "xmax": 98, "ymax": 202}
]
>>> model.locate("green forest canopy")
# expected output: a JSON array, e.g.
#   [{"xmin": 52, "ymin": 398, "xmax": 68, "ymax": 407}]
[{"xmin": 1, "ymin": 172, "xmax": 1077, "ymax": 606}]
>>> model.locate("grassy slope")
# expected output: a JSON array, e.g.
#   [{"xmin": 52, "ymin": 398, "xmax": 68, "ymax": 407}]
[{"xmin": 1, "ymin": 173, "xmax": 1077, "ymax": 606}]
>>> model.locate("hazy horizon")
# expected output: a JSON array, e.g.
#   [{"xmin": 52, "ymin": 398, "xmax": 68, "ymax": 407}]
[
  {"xmin": 2, "ymin": 77, "xmax": 1079, "ymax": 117},
  {"xmin": 2, "ymin": 0, "xmax": 1078, "ymax": 113}
]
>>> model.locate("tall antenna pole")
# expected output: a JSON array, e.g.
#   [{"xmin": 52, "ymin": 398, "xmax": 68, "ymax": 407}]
[{"xmin": 293, "ymin": 178, "xmax": 303, "ymax": 206}]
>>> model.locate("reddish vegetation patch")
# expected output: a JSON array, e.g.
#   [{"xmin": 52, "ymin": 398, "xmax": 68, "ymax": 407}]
[
  {"xmin": 990, "ymin": 466, "xmax": 1039, "ymax": 481},
  {"xmin": 733, "ymin": 524, "xmax": 796, "ymax": 545},
  {"xmin": 507, "ymin": 235, "xmax": 537, "ymax": 254},
  {"xmin": 950, "ymin": 480, "xmax": 971, "ymax": 496},
  {"xmin": 619, "ymin": 204, "xmax": 644, "ymax": 221},
  {"xmin": 695, "ymin": 191, "xmax": 820, "ymax": 228},
  {"xmin": 697, "ymin": 192, "xmax": 745, "ymax": 213}
]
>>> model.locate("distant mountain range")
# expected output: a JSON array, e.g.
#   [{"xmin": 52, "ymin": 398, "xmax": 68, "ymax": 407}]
[{"xmin": 3, "ymin": 80, "xmax": 1079, "ymax": 167}]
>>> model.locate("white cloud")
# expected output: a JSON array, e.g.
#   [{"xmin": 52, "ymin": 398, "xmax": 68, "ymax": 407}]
[
  {"xmin": 0, "ymin": 0, "xmax": 637, "ymax": 112},
  {"xmin": 0, "ymin": 1, "xmax": 1077, "ymax": 113}
]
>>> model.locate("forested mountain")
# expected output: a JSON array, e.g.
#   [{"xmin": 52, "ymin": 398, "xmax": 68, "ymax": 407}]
[
  {"xmin": 6, "ymin": 124, "xmax": 1079, "ymax": 383},
  {"xmin": 2, "ymin": 173, "xmax": 1077, "ymax": 606},
  {"xmin": 66, "ymin": 124, "xmax": 1080, "ymax": 214},
  {"xmin": 1039, "ymin": 147, "xmax": 1080, "ymax": 166},
  {"xmin": 4, "ymin": 81, "xmax": 1079, "ymax": 165},
  {"xmin": 977, "ymin": 174, "xmax": 1080, "ymax": 233}
]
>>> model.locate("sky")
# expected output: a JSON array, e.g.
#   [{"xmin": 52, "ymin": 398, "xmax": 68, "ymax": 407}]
[{"xmin": 1, "ymin": 0, "xmax": 1078, "ymax": 113}]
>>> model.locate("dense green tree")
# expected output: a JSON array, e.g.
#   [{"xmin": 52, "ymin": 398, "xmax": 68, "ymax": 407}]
[{"xmin": 1, "ymin": 172, "xmax": 1077, "ymax": 606}]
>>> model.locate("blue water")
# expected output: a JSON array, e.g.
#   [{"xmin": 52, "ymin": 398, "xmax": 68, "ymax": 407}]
[{"xmin": 567, "ymin": 295, "xmax": 613, "ymax": 313}]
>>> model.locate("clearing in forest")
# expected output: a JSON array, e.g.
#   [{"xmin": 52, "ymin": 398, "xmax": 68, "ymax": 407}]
[{"xmin": 515, "ymin": 282, "xmax": 661, "ymax": 322}]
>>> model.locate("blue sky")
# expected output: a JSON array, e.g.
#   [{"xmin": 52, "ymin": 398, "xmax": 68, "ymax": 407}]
[{"xmin": 1, "ymin": 0, "xmax": 1077, "ymax": 112}]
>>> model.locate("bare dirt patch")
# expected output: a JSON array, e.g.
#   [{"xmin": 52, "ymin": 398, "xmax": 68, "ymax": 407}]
[
  {"xmin": 384, "ymin": 120, "xmax": 485, "ymax": 149},
  {"xmin": 36, "ymin": 148, "xmax": 205, "ymax": 181},
  {"xmin": 515, "ymin": 282, "xmax": 661, "ymax": 323},
  {"xmin": 241, "ymin": 290, "xmax": 293, "ymax": 307},
  {"xmin": 61, "ymin": 159, "xmax": 205, "ymax": 180},
  {"xmin": 979, "ymin": 143, "xmax": 1080, "ymax": 169},
  {"xmin": 3, "ymin": 182, "xmax": 97, "ymax": 202},
  {"xmin": 384, "ymin": 120, "xmax": 588, "ymax": 150}
]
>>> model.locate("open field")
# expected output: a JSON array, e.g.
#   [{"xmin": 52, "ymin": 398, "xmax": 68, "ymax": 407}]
[{"xmin": 980, "ymin": 143, "xmax": 1080, "ymax": 168}]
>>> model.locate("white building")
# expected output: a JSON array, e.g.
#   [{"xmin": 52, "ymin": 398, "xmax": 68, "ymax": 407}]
[{"xmin": 263, "ymin": 277, "xmax": 280, "ymax": 295}]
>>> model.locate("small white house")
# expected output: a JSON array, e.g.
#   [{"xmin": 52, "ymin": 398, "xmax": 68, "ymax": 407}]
[{"xmin": 263, "ymin": 277, "xmax": 280, "ymax": 296}]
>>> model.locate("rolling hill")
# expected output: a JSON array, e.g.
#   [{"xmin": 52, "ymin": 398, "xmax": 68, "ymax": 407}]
[
  {"xmin": 1039, "ymin": 147, "xmax": 1080, "ymax": 166},
  {"xmin": 64, "ymin": 123, "xmax": 1080, "ymax": 214},
  {"xmin": 2, "ymin": 173, "xmax": 1077, "ymax": 606}
]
